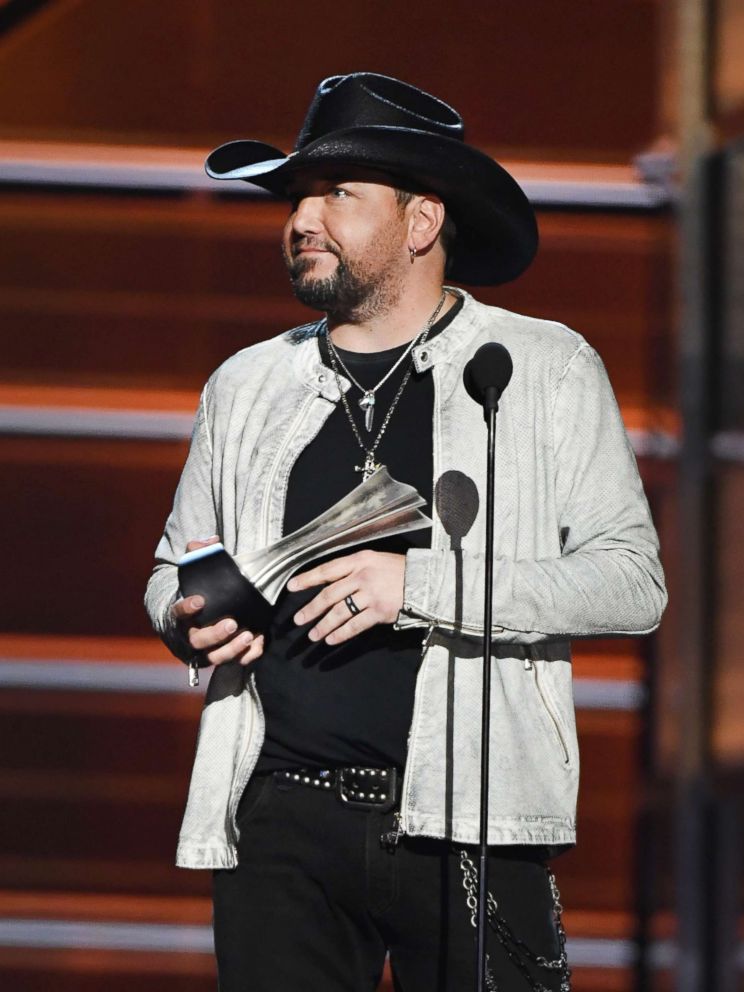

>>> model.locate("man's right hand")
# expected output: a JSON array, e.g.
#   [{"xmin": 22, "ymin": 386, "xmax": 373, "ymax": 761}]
[{"xmin": 170, "ymin": 538, "xmax": 265, "ymax": 667}]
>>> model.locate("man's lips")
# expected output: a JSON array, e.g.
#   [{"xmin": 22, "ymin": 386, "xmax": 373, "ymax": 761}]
[{"xmin": 292, "ymin": 242, "xmax": 337, "ymax": 258}]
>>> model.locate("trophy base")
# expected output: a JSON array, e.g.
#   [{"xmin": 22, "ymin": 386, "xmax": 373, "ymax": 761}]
[{"xmin": 178, "ymin": 544, "xmax": 274, "ymax": 634}]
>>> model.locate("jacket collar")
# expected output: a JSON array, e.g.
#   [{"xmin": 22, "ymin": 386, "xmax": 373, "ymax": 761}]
[{"xmin": 291, "ymin": 288, "xmax": 483, "ymax": 398}]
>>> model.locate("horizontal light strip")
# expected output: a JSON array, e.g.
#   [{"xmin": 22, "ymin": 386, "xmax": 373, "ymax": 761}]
[
  {"xmin": 0, "ymin": 159, "xmax": 224, "ymax": 193},
  {"xmin": 626, "ymin": 428, "xmax": 680, "ymax": 460},
  {"xmin": 521, "ymin": 179, "xmax": 667, "ymax": 209},
  {"xmin": 0, "ymin": 403, "xmax": 678, "ymax": 459},
  {"xmin": 711, "ymin": 431, "xmax": 744, "ymax": 463},
  {"xmin": 565, "ymin": 936, "xmax": 637, "ymax": 968},
  {"xmin": 0, "ymin": 917, "xmax": 641, "ymax": 966},
  {"xmin": 572, "ymin": 678, "xmax": 645, "ymax": 711},
  {"xmin": 0, "ymin": 660, "xmax": 639, "ymax": 709},
  {"xmin": 0, "ymin": 146, "xmax": 670, "ymax": 209},
  {"xmin": 0, "ymin": 661, "xmax": 203, "ymax": 695},
  {"xmin": 0, "ymin": 404, "xmax": 194, "ymax": 440},
  {"xmin": 0, "ymin": 917, "xmax": 214, "ymax": 953}
]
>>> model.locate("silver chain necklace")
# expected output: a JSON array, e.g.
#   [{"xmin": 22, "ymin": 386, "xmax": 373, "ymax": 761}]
[
  {"xmin": 324, "ymin": 289, "xmax": 447, "ymax": 480},
  {"xmin": 326, "ymin": 326, "xmax": 421, "ymax": 433}
]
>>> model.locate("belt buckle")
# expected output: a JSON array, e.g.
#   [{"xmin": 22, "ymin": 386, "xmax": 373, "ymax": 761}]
[{"xmin": 336, "ymin": 767, "xmax": 397, "ymax": 812}]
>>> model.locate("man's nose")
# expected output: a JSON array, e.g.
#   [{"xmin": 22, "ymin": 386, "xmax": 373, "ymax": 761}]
[{"xmin": 291, "ymin": 196, "xmax": 324, "ymax": 235}]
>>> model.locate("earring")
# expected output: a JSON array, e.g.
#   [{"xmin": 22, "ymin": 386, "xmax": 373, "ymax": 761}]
[{"xmin": 409, "ymin": 246, "xmax": 417, "ymax": 263}]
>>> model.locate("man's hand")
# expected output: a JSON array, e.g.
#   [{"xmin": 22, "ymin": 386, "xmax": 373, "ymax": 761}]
[
  {"xmin": 171, "ymin": 538, "xmax": 265, "ymax": 666},
  {"xmin": 288, "ymin": 550, "xmax": 406, "ymax": 645}
]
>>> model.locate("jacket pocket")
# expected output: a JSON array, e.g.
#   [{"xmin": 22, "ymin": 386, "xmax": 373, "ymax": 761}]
[{"xmin": 532, "ymin": 666, "xmax": 571, "ymax": 766}]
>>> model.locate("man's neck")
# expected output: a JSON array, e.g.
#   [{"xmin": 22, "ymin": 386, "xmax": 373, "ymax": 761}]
[{"xmin": 326, "ymin": 285, "xmax": 457, "ymax": 353}]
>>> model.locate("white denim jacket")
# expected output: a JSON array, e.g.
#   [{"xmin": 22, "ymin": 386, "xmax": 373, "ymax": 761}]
[{"xmin": 145, "ymin": 290, "xmax": 667, "ymax": 869}]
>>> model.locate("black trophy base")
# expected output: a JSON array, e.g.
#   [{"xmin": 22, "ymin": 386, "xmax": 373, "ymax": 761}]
[{"xmin": 177, "ymin": 545, "xmax": 274, "ymax": 634}]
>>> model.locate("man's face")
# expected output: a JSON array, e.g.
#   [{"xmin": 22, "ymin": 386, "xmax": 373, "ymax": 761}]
[{"xmin": 281, "ymin": 168, "xmax": 410, "ymax": 319}]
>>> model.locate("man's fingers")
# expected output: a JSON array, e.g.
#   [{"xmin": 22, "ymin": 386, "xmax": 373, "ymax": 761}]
[
  {"xmin": 188, "ymin": 616, "xmax": 239, "ymax": 652},
  {"xmin": 309, "ymin": 596, "xmax": 372, "ymax": 643},
  {"xmin": 171, "ymin": 595, "xmax": 205, "ymax": 620},
  {"xmin": 294, "ymin": 578, "xmax": 358, "ymax": 626},
  {"xmin": 289, "ymin": 550, "xmax": 405, "ymax": 645},
  {"xmin": 205, "ymin": 629, "xmax": 256, "ymax": 667},
  {"xmin": 323, "ymin": 612, "xmax": 372, "ymax": 646},
  {"xmin": 239, "ymin": 634, "xmax": 265, "ymax": 666},
  {"xmin": 288, "ymin": 553, "xmax": 361, "ymax": 592}
]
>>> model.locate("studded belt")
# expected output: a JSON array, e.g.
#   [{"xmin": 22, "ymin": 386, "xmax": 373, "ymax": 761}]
[{"xmin": 274, "ymin": 765, "xmax": 400, "ymax": 812}]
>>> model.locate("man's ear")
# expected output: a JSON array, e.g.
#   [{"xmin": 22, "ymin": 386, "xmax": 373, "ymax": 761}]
[{"xmin": 408, "ymin": 195, "xmax": 445, "ymax": 254}]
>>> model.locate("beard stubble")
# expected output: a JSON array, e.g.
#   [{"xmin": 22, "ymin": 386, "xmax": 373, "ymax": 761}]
[{"xmin": 282, "ymin": 236, "xmax": 404, "ymax": 322}]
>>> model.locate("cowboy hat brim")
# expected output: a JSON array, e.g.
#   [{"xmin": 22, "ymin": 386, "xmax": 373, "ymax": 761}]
[{"xmin": 205, "ymin": 127, "xmax": 538, "ymax": 286}]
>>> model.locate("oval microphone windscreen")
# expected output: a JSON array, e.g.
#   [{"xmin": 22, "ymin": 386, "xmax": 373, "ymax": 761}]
[{"xmin": 463, "ymin": 342, "xmax": 513, "ymax": 406}]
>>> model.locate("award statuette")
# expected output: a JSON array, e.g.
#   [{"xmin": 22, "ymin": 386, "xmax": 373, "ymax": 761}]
[{"xmin": 177, "ymin": 467, "xmax": 432, "ymax": 634}]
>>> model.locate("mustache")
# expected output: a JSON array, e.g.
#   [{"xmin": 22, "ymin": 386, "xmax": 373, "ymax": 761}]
[{"xmin": 289, "ymin": 237, "xmax": 340, "ymax": 258}]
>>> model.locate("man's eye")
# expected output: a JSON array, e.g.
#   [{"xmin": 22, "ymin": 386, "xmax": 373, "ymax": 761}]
[{"xmin": 330, "ymin": 187, "xmax": 349, "ymax": 198}]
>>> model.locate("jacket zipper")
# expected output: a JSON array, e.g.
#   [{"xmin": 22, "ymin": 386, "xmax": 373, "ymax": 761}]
[
  {"xmin": 532, "ymin": 665, "xmax": 570, "ymax": 765},
  {"xmin": 400, "ymin": 602, "xmax": 493, "ymax": 638},
  {"xmin": 381, "ymin": 811, "xmax": 404, "ymax": 851},
  {"xmin": 226, "ymin": 673, "xmax": 266, "ymax": 850}
]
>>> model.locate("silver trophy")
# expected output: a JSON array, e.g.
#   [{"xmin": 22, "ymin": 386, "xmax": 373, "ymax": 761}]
[{"xmin": 178, "ymin": 467, "xmax": 431, "ymax": 633}]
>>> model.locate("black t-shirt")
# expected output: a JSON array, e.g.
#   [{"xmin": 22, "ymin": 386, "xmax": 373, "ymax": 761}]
[{"xmin": 254, "ymin": 296, "xmax": 464, "ymax": 772}]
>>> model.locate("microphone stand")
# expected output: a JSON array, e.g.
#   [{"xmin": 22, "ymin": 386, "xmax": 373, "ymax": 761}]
[
  {"xmin": 461, "ymin": 341, "xmax": 512, "ymax": 991},
  {"xmin": 476, "ymin": 394, "xmax": 498, "ymax": 992}
]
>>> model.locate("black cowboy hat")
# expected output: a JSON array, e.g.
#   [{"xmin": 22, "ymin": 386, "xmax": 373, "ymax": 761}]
[{"xmin": 205, "ymin": 72, "xmax": 538, "ymax": 286}]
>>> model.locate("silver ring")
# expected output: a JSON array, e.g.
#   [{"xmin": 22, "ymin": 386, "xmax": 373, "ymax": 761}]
[{"xmin": 345, "ymin": 594, "xmax": 361, "ymax": 616}]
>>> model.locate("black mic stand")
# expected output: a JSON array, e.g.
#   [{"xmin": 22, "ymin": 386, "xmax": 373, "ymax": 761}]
[
  {"xmin": 476, "ymin": 390, "xmax": 498, "ymax": 992},
  {"xmin": 463, "ymin": 341, "xmax": 513, "ymax": 992}
]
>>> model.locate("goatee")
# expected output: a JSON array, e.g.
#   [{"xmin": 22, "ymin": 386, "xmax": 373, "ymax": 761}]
[{"xmin": 282, "ymin": 245, "xmax": 391, "ymax": 320}]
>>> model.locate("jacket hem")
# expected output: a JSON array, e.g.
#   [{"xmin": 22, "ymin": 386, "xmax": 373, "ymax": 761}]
[
  {"xmin": 176, "ymin": 843, "xmax": 238, "ymax": 870},
  {"xmin": 404, "ymin": 812, "xmax": 576, "ymax": 847}
]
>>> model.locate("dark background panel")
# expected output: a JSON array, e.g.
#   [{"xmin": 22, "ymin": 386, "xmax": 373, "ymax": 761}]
[
  {"xmin": 0, "ymin": 438, "xmax": 669, "ymax": 637},
  {"xmin": 0, "ymin": 192, "xmax": 674, "ymax": 412},
  {"xmin": 1, "ymin": 436, "xmax": 187, "ymax": 637},
  {"xmin": 1, "ymin": 687, "xmax": 642, "ymax": 914},
  {"xmin": 0, "ymin": 0, "xmax": 665, "ymax": 162}
]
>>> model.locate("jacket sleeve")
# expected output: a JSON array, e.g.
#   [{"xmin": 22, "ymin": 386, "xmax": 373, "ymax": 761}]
[
  {"xmin": 144, "ymin": 383, "xmax": 218, "ymax": 662},
  {"xmin": 400, "ymin": 344, "xmax": 667, "ymax": 641}
]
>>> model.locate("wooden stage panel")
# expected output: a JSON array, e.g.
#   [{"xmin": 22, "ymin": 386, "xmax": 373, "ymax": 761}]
[
  {"xmin": 0, "ymin": 6, "xmax": 676, "ymax": 991},
  {"xmin": 0, "ymin": 0, "xmax": 665, "ymax": 163},
  {"xmin": 0, "ymin": 949, "xmax": 636, "ymax": 992},
  {"xmin": 556, "ymin": 710, "xmax": 643, "ymax": 912},
  {"xmin": 0, "ymin": 193, "xmax": 674, "ymax": 416},
  {"xmin": 0, "ymin": 434, "xmax": 668, "ymax": 638},
  {"xmin": 0, "ymin": 435, "xmax": 187, "ymax": 638},
  {"xmin": 0, "ymin": 685, "xmax": 644, "ymax": 913}
]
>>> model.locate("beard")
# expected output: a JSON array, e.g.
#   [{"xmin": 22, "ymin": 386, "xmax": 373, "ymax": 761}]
[{"xmin": 282, "ymin": 240, "xmax": 399, "ymax": 320}]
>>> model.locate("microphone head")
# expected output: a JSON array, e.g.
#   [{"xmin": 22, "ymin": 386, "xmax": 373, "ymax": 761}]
[{"xmin": 463, "ymin": 342, "xmax": 513, "ymax": 408}]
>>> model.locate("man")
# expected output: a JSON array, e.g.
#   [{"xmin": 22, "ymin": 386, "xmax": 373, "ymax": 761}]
[{"xmin": 146, "ymin": 73, "xmax": 667, "ymax": 992}]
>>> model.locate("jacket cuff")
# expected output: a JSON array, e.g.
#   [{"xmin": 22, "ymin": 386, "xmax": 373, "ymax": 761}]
[{"xmin": 399, "ymin": 548, "xmax": 442, "ymax": 622}]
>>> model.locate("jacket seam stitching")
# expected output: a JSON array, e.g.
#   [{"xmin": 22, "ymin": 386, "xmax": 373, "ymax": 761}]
[
  {"xmin": 550, "ymin": 340, "xmax": 591, "ymax": 416},
  {"xmin": 201, "ymin": 380, "xmax": 214, "ymax": 459}
]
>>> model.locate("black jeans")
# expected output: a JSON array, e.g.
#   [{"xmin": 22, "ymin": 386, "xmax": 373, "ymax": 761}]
[{"xmin": 213, "ymin": 773, "xmax": 567, "ymax": 992}]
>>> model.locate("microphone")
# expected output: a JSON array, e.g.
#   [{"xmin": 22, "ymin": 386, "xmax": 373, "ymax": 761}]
[{"xmin": 463, "ymin": 342, "xmax": 513, "ymax": 418}]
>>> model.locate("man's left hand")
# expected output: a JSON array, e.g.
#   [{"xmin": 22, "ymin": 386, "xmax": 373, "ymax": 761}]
[{"xmin": 288, "ymin": 550, "xmax": 406, "ymax": 645}]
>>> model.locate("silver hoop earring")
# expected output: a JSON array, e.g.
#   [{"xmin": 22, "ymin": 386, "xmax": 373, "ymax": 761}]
[{"xmin": 409, "ymin": 246, "xmax": 417, "ymax": 263}]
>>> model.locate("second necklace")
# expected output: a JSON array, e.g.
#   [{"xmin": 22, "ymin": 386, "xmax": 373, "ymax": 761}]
[{"xmin": 324, "ymin": 289, "xmax": 447, "ymax": 480}]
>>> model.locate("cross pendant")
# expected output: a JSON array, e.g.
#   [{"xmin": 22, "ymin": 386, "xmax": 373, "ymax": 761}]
[
  {"xmin": 355, "ymin": 454, "xmax": 383, "ymax": 481},
  {"xmin": 358, "ymin": 391, "xmax": 375, "ymax": 432}
]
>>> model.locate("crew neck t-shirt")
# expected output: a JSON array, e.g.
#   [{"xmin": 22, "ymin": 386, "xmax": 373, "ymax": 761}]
[{"xmin": 253, "ymin": 294, "xmax": 464, "ymax": 773}]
